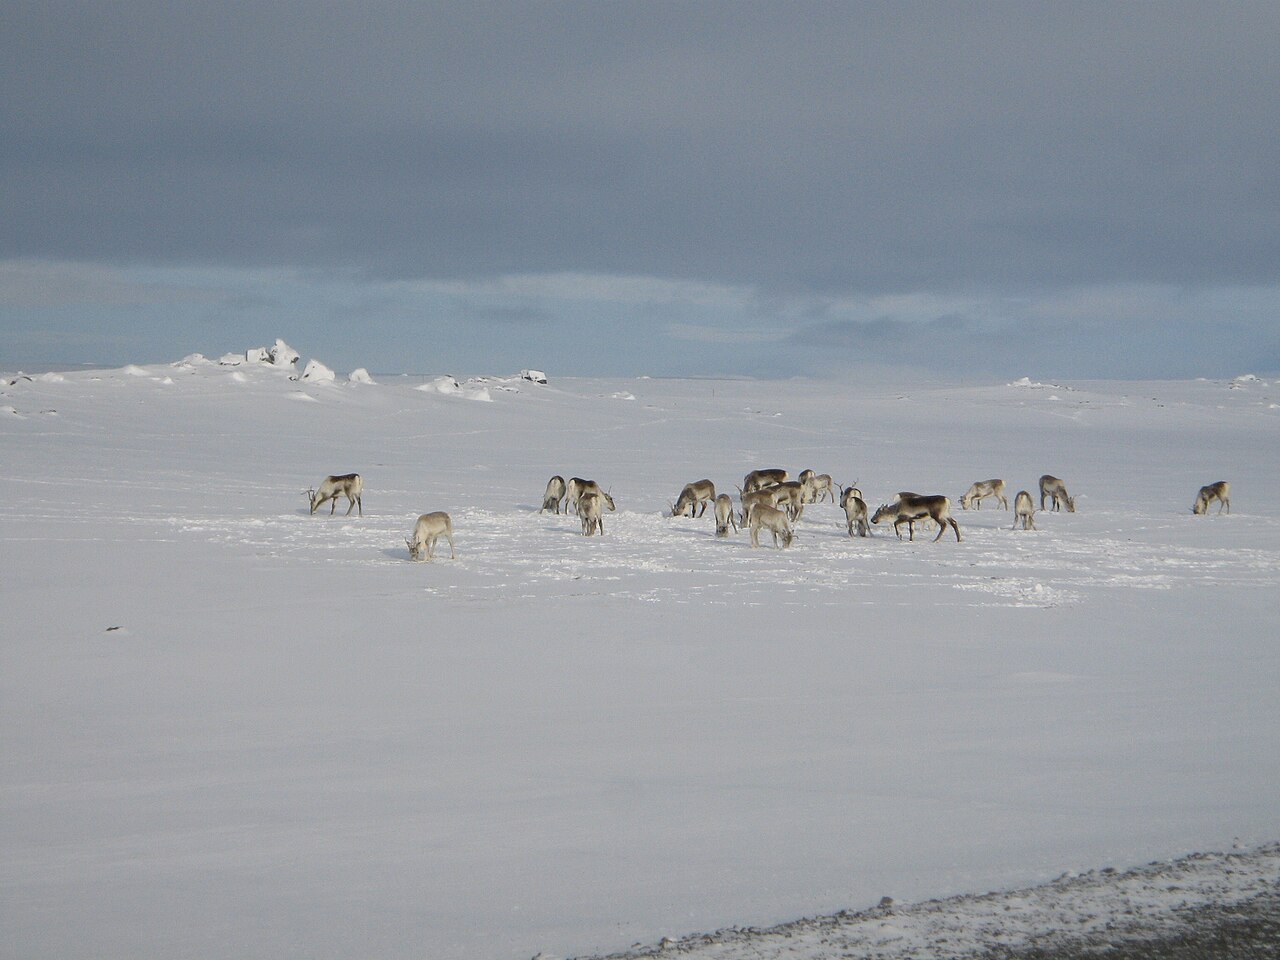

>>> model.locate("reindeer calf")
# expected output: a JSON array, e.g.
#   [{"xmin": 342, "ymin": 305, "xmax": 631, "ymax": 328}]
[
  {"xmin": 406, "ymin": 512, "xmax": 455, "ymax": 560},
  {"xmin": 1012, "ymin": 490, "xmax": 1036, "ymax": 530}
]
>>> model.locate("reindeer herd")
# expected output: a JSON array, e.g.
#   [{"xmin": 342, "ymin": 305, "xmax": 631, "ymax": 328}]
[{"xmin": 304, "ymin": 470, "xmax": 1232, "ymax": 561}]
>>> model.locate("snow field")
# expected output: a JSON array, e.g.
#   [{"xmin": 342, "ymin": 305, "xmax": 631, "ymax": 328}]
[{"xmin": 2, "ymin": 357, "xmax": 1278, "ymax": 960}]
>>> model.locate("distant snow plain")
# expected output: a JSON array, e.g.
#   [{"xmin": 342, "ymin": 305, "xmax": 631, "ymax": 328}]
[{"xmin": 2, "ymin": 352, "xmax": 1278, "ymax": 960}]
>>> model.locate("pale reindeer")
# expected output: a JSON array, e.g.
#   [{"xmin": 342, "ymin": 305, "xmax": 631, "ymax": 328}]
[
  {"xmin": 871, "ymin": 494, "xmax": 962, "ymax": 542},
  {"xmin": 841, "ymin": 486, "xmax": 870, "ymax": 537},
  {"xmin": 713, "ymin": 494, "xmax": 739, "ymax": 537},
  {"xmin": 578, "ymin": 491, "xmax": 614, "ymax": 536},
  {"xmin": 801, "ymin": 473, "xmax": 837, "ymax": 504},
  {"xmin": 1193, "ymin": 481, "xmax": 1230, "ymax": 515},
  {"xmin": 405, "ymin": 512, "xmax": 455, "ymax": 560},
  {"xmin": 960, "ymin": 479, "xmax": 1008, "ymax": 510},
  {"xmin": 670, "ymin": 479, "xmax": 716, "ymax": 518},
  {"xmin": 307, "ymin": 473, "xmax": 363, "ymax": 516},
  {"xmin": 1012, "ymin": 490, "xmax": 1036, "ymax": 530},
  {"xmin": 1039, "ymin": 475, "xmax": 1076, "ymax": 512},
  {"xmin": 749, "ymin": 502, "xmax": 794, "ymax": 548},
  {"xmin": 540, "ymin": 475, "xmax": 567, "ymax": 514},
  {"xmin": 742, "ymin": 467, "xmax": 788, "ymax": 493}
]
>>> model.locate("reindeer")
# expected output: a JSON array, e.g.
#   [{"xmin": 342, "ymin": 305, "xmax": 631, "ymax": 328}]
[
  {"xmin": 540, "ymin": 475, "xmax": 567, "ymax": 514},
  {"xmin": 771, "ymin": 481, "xmax": 806, "ymax": 521},
  {"xmin": 1012, "ymin": 490, "xmax": 1036, "ymax": 530},
  {"xmin": 307, "ymin": 473, "xmax": 363, "ymax": 516},
  {"xmin": 1193, "ymin": 481, "xmax": 1230, "ymax": 515},
  {"xmin": 960, "ymin": 479, "xmax": 1008, "ymax": 510},
  {"xmin": 871, "ymin": 494, "xmax": 961, "ymax": 542},
  {"xmin": 802, "ymin": 473, "xmax": 837, "ymax": 504},
  {"xmin": 566, "ymin": 478, "xmax": 611, "ymax": 514},
  {"xmin": 713, "ymin": 493, "xmax": 739, "ymax": 537},
  {"xmin": 1039, "ymin": 475, "xmax": 1076, "ymax": 512},
  {"xmin": 749, "ymin": 502, "xmax": 794, "ymax": 548},
  {"xmin": 578, "ymin": 491, "xmax": 613, "ymax": 536},
  {"xmin": 670, "ymin": 479, "xmax": 716, "ymax": 518},
  {"xmin": 738, "ymin": 487, "xmax": 781, "ymax": 526},
  {"xmin": 841, "ymin": 486, "xmax": 870, "ymax": 537},
  {"xmin": 405, "ymin": 512, "xmax": 455, "ymax": 560},
  {"xmin": 742, "ymin": 468, "xmax": 788, "ymax": 493}
]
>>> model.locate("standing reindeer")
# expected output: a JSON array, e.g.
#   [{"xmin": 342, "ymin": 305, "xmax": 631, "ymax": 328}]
[
  {"xmin": 540, "ymin": 475, "xmax": 567, "ymax": 514},
  {"xmin": 308, "ymin": 474, "xmax": 363, "ymax": 516},
  {"xmin": 1012, "ymin": 490, "xmax": 1036, "ymax": 530},
  {"xmin": 1039, "ymin": 475, "xmax": 1076, "ymax": 512},
  {"xmin": 802, "ymin": 473, "xmax": 837, "ymax": 503},
  {"xmin": 566, "ymin": 478, "xmax": 612, "ymax": 514},
  {"xmin": 871, "ymin": 494, "xmax": 961, "ymax": 542},
  {"xmin": 742, "ymin": 468, "xmax": 788, "ymax": 493},
  {"xmin": 1193, "ymin": 481, "xmax": 1230, "ymax": 515},
  {"xmin": 405, "ymin": 512, "xmax": 455, "ymax": 560},
  {"xmin": 713, "ymin": 493, "xmax": 739, "ymax": 537},
  {"xmin": 578, "ymin": 491, "xmax": 613, "ymax": 536},
  {"xmin": 960, "ymin": 479, "xmax": 1008, "ymax": 510},
  {"xmin": 670, "ymin": 480, "xmax": 716, "ymax": 518},
  {"xmin": 841, "ymin": 486, "xmax": 870, "ymax": 537},
  {"xmin": 748, "ymin": 503, "xmax": 794, "ymax": 548}
]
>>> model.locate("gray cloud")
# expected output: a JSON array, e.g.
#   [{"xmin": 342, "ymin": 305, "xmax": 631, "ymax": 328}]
[
  {"xmin": 6, "ymin": 2, "xmax": 1279, "ymax": 291},
  {"xmin": 3, "ymin": 2, "xmax": 1279, "ymax": 376}
]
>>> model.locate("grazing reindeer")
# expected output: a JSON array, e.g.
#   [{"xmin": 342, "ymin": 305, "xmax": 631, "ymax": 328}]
[
  {"xmin": 771, "ymin": 481, "xmax": 806, "ymax": 521},
  {"xmin": 540, "ymin": 475, "xmax": 567, "ymax": 514},
  {"xmin": 670, "ymin": 479, "xmax": 716, "ymax": 518},
  {"xmin": 802, "ymin": 473, "xmax": 837, "ymax": 504},
  {"xmin": 960, "ymin": 479, "xmax": 1008, "ymax": 510},
  {"xmin": 1193, "ymin": 481, "xmax": 1230, "ymax": 515},
  {"xmin": 749, "ymin": 503, "xmax": 794, "ymax": 548},
  {"xmin": 308, "ymin": 473, "xmax": 363, "ymax": 516},
  {"xmin": 871, "ymin": 494, "xmax": 961, "ymax": 542},
  {"xmin": 713, "ymin": 493, "xmax": 739, "ymax": 537},
  {"xmin": 738, "ymin": 487, "xmax": 781, "ymax": 526},
  {"xmin": 841, "ymin": 486, "xmax": 870, "ymax": 537},
  {"xmin": 578, "ymin": 491, "xmax": 612, "ymax": 536},
  {"xmin": 742, "ymin": 468, "xmax": 788, "ymax": 493},
  {"xmin": 1013, "ymin": 490, "xmax": 1037, "ymax": 530},
  {"xmin": 405, "ymin": 512, "xmax": 455, "ymax": 560},
  {"xmin": 1039, "ymin": 475, "xmax": 1076, "ymax": 512}
]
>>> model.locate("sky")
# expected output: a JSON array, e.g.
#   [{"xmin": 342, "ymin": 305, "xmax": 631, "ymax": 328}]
[{"xmin": 3, "ymin": 1, "xmax": 1279, "ymax": 379}]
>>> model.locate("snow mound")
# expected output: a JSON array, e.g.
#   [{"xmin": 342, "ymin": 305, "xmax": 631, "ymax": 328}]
[
  {"xmin": 287, "ymin": 392, "xmax": 320, "ymax": 402},
  {"xmin": 123, "ymin": 365, "xmax": 149, "ymax": 377},
  {"xmin": 1233, "ymin": 373, "xmax": 1262, "ymax": 383},
  {"xmin": 245, "ymin": 347, "xmax": 270, "ymax": 364},
  {"xmin": 416, "ymin": 375, "xmax": 461, "ymax": 395},
  {"xmin": 414, "ymin": 375, "xmax": 493, "ymax": 401},
  {"xmin": 1, "ymin": 405, "xmax": 22, "ymax": 418},
  {"xmin": 176, "ymin": 353, "xmax": 210, "ymax": 366},
  {"xmin": 348, "ymin": 368, "xmax": 375, "ymax": 384},
  {"xmin": 298, "ymin": 359, "xmax": 336, "ymax": 383},
  {"xmin": 521, "ymin": 369, "xmax": 548, "ymax": 384},
  {"xmin": 269, "ymin": 339, "xmax": 299, "ymax": 367},
  {"xmin": 218, "ymin": 353, "xmax": 244, "ymax": 366},
  {"xmin": 37, "ymin": 372, "xmax": 65, "ymax": 383}
]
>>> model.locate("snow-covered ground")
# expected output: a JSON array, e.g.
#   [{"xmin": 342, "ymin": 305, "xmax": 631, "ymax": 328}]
[{"xmin": 2, "ymin": 354, "xmax": 1278, "ymax": 960}]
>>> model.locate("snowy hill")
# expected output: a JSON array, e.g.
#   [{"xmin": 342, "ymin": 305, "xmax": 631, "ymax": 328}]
[{"xmin": 2, "ymin": 355, "xmax": 1278, "ymax": 960}]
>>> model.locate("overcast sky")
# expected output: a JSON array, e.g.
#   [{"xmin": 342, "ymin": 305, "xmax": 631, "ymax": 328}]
[{"xmin": 3, "ymin": 1, "xmax": 1278, "ymax": 378}]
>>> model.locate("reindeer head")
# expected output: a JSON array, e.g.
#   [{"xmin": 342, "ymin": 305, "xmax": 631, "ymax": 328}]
[
  {"xmin": 405, "ymin": 536, "xmax": 422, "ymax": 560},
  {"xmin": 603, "ymin": 491, "xmax": 616, "ymax": 511},
  {"xmin": 305, "ymin": 488, "xmax": 319, "ymax": 513}
]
